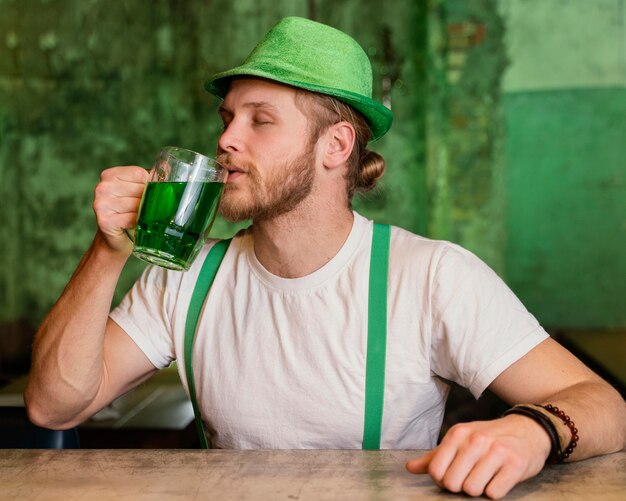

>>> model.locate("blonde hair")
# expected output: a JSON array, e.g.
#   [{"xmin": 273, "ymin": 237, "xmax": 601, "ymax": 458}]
[{"xmin": 295, "ymin": 91, "xmax": 386, "ymax": 203}]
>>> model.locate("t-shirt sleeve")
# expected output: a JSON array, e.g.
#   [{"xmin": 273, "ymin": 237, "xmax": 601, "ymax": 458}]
[
  {"xmin": 109, "ymin": 264, "xmax": 181, "ymax": 369},
  {"xmin": 429, "ymin": 243, "xmax": 549, "ymax": 398}
]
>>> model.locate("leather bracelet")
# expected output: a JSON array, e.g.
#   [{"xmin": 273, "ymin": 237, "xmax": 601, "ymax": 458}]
[{"xmin": 502, "ymin": 406, "xmax": 562, "ymax": 464}]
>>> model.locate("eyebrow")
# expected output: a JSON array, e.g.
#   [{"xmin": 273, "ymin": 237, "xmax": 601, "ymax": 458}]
[{"xmin": 218, "ymin": 101, "xmax": 279, "ymax": 114}]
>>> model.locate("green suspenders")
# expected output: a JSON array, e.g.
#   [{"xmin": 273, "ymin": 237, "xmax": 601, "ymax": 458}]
[
  {"xmin": 362, "ymin": 223, "xmax": 390, "ymax": 449},
  {"xmin": 183, "ymin": 238, "xmax": 231, "ymax": 449},
  {"xmin": 183, "ymin": 223, "xmax": 390, "ymax": 450}
]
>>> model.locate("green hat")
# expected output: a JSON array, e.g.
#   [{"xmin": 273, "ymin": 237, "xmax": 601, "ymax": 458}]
[{"xmin": 205, "ymin": 16, "xmax": 393, "ymax": 141}]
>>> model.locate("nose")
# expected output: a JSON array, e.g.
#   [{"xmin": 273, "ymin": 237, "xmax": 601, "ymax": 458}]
[{"xmin": 217, "ymin": 120, "xmax": 242, "ymax": 155}]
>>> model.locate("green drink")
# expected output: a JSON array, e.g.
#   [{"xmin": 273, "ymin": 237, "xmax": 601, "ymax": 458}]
[
  {"xmin": 133, "ymin": 181, "xmax": 224, "ymax": 271},
  {"xmin": 130, "ymin": 147, "xmax": 227, "ymax": 271}
]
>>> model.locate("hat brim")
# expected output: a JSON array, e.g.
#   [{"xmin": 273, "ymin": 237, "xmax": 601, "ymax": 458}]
[{"xmin": 205, "ymin": 67, "xmax": 393, "ymax": 141}]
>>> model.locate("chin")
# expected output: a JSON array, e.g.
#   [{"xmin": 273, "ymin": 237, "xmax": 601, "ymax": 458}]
[
  {"xmin": 219, "ymin": 213, "xmax": 250, "ymax": 223},
  {"xmin": 218, "ymin": 201, "xmax": 253, "ymax": 223}
]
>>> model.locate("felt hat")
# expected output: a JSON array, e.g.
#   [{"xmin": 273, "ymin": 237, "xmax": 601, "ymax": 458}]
[{"xmin": 205, "ymin": 16, "xmax": 393, "ymax": 141}]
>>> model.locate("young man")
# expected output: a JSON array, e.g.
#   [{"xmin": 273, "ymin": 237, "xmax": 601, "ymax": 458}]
[{"xmin": 26, "ymin": 16, "xmax": 625, "ymax": 500}]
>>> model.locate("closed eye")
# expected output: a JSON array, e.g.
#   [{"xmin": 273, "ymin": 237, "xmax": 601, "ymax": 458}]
[{"xmin": 252, "ymin": 113, "xmax": 274, "ymax": 126}]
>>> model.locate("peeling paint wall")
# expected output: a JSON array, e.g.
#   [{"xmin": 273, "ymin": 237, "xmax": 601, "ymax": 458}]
[
  {"xmin": 1, "ymin": 0, "xmax": 623, "ymax": 374},
  {"xmin": 0, "ymin": 0, "xmax": 427, "ymax": 336},
  {"xmin": 433, "ymin": 0, "xmax": 626, "ymax": 328},
  {"xmin": 429, "ymin": 0, "xmax": 508, "ymax": 274}
]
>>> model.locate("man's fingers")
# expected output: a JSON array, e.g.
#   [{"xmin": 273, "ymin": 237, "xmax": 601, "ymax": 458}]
[
  {"xmin": 92, "ymin": 166, "xmax": 149, "ymax": 249},
  {"xmin": 105, "ymin": 211, "xmax": 140, "ymax": 230},
  {"xmin": 95, "ymin": 196, "xmax": 144, "ymax": 215},
  {"xmin": 438, "ymin": 433, "xmax": 493, "ymax": 493},
  {"xmin": 110, "ymin": 183, "xmax": 147, "ymax": 199},
  {"xmin": 105, "ymin": 166, "xmax": 151, "ymax": 184},
  {"xmin": 97, "ymin": 169, "xmax": 149, "ymax": 198},
  {"xmin": 405, "ymin": 450, "xmax": 434, "ymax": 473},
  {"xmin": 459, "ymin": 447, "xmax": 504, "ymax": 497},
  {"xmin": 407, "ymin": 443, "xmax": 459, "ymax": 489},
  {"xmin": 483, "ymin": 464, "xmax": 522, "ymax": 500},
  {"xmin": 408, "ymin": 449, "xmax": 520, "ymax": 500},
  {"xmin": 94, "ymin": 167, "xmax": 149, "ymax": 224},
  {"xmin": 406, "ymin": 419, "xmax": 550, "ymax": 498}
]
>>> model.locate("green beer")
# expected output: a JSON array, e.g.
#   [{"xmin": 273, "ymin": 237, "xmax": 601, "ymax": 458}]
[{"xmin": 133, "ymin": 181, "xmax": 224, "ymax": 270}]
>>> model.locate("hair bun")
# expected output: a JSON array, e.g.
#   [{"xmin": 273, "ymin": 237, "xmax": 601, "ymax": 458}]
[{"xmin": 355, "ymin": 149, "xmax": 386, "ymax": 193}]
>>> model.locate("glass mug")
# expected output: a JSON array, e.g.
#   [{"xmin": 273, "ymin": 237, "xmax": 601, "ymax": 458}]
[{"xmin": 129, "ymin": 147, "xmax": 228, "ymax": 271}]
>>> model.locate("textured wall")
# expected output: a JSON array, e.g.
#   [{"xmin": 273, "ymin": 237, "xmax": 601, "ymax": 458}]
[
  {"xmin": 426, "ymin": 0, "xmax": 626, "ymax": 328},
  {"xmin": 500, "ymin": 0, "xmax": 626, "ymax": 328},
  {"xmin": 505, "ymin": 88, "xmax": 626, "ymax": 328},
  {"xmin": 0, "ymin": 0, "xmax": 427, "ymax": 334},
  {"xmin": 1, "ymin": 0, "xmax": 623, "ymax": 375},
  {"xmin": 428, "ymin": 0, "xmax": 508, "ymax": 274}
]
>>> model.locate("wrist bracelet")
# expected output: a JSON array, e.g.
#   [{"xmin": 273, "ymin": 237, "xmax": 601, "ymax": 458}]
[
  {"xmin": 540, "ymin": 404, "xmax": 579, "ymax": 461},
  {"xmin": 503, "ymin": 404, "xmax": 579, "ymax": 464},
  {"xmin": 502, "ymin": 406, "xmax": 561, "ymax": 463}
]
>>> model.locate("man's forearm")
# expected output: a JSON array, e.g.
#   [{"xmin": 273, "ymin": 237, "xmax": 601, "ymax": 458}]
[
  {"xmin": 25, "ymin": 232, "xmax": 129, "ymax": 428},
  {"xmin": 405, "ymin": 378, "xmax": 626, "ymax": 500},
  {"xmin": 539, "ymin": 379, "xmax": 626, "ymax": 461}
]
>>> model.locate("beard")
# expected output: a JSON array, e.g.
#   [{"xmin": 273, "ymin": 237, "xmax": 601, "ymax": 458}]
[{"xmin": 218, "ymin": 145, "xmax": 316, "ymax": 223}]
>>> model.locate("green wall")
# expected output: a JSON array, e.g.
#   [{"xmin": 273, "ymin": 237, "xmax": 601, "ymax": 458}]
[
  {"xmin": 0, "ymin": 0, "xmax": 428, "ymax": 330},
  {"xmin": 500, "ymin": 0, "xmax": 626, "ymax": 328},
  {"xmin": 1, "ymin": 0, "xmax": 624, "ymax": 368},
  {"xmin": 505, "ymin": 88, "xmax": 626, "ymax": 328},
  {"xmin": 429, "ymin": 0, "xmax": 508, "ymax": 274},
  {"xmin": 421, "ymin": 0, "xmax": 626, "ymax": 328}
]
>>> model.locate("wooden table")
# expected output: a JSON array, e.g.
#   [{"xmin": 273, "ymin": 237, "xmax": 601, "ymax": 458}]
[{"xmin": 1, "ymin": 449, "xmax": 625, "ymax": 500}]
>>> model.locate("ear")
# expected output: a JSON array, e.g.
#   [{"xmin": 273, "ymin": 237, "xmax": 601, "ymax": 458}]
[{"xmin": 321, "ymin": 121, "xmax": 355, "ymax": 170}]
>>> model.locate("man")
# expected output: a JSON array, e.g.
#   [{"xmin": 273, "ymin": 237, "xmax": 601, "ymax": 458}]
[{"xmin": 26, "ymin": 16, "xmax": 625, "ymax": 500}]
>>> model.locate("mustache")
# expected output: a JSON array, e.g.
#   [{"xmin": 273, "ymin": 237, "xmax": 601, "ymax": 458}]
[
  {"xmin": 217, "ymin": 154, "xmax": 262, "ymax": 186},
  {"xmin": 217, "ymin": 153, "xmax": 255, "ymax": 173}
]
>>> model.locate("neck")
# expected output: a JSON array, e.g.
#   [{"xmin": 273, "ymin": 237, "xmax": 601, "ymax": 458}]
[{"xmin": 251, "ymin": 201, "xmax": 354, "ymax": 278}]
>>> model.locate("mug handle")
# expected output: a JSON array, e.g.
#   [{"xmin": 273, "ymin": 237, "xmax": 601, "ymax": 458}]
[
  {"xmin": 124, "ymin": 166, "xmax": 153, "ymax": 244},
  {"xmin": 124, "ymin": 228, "xmax": 135, "ymax": 243}
]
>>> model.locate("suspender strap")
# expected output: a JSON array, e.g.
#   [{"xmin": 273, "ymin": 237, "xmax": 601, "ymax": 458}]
[
  {"xmin": 362, "ymin": 223, "xmax": 391, "ymax": 450},
  {"xmin": 184, "ymin": 239, "xmax": 231, "ymax": 449},
  {"xmin": 183, "ymin": 223, "xmax": 391, "ymax": 451}
]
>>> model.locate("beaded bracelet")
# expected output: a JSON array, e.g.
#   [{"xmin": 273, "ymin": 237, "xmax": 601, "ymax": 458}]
[{"xmin": 540, "ymin": 404, "xmax": 579, "ymax": 462}]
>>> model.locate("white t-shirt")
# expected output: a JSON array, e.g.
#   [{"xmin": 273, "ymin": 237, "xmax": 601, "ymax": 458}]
[{"xmin": 110, "ymin": 212, "xmax": 548, "ymax": 449}]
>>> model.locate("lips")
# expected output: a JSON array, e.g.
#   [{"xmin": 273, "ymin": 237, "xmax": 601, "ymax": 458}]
[
  {"xmin": 225, "ymin": 164, "xmax": 244, "ymax": 174},
  {"xmin": 223, "ymin": 164, "xmax": 245, "ymax": 182},
  {"xmin": 218, "ymin": 155, "xmax": 251, "ymax": 183}
]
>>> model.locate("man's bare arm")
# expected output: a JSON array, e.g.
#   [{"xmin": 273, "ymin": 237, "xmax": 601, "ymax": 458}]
[
  {"xmin": 406, "ymin": 338, "xmax": 626, "ymax": 499},
  {"xmin": 489, "ymin": 337, "xmax": 626, "ymax": 459},
  {"xmin": 25, "ymin": 166, "xmax": 156, "ymax": 429}
]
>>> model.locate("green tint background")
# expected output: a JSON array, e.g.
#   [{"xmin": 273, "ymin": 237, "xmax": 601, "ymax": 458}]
[
  {"xmin": 0, "ymin": 0, "xmax": 428, "ymax": 329},
  {"xmin": 505, "ymin": 88, "xmax": 626, "ymax": 328},
  {"xmin": 500, "ymin": 0, "xmax": 626, "ymax": 329},
  {"xmin": 0, "ymin": 0, "xmax": 624, "ymax": 361}
]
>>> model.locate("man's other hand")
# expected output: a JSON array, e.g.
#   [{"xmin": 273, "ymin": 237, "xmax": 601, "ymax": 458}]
[{"xmin": 405, "ymin": 414, "xmax": 551, "ymax": 499}]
